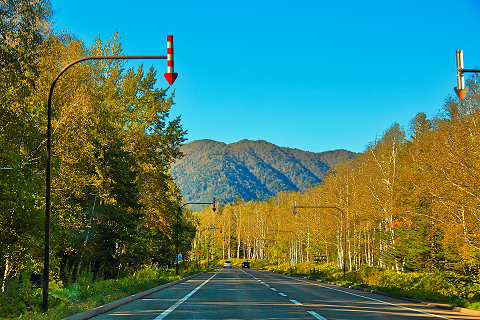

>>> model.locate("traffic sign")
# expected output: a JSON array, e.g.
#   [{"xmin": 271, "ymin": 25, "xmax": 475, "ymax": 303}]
[
  {"xmin": 164, "ymin": 35, "xmax": 178, "ymax": 85},
  {"xmin": 196, "ymin": 249, "xmax": 202, "ymax": 256},
  {"xmin": 176, "ymin": 253, "xmax": 182, "ymax": 261}
]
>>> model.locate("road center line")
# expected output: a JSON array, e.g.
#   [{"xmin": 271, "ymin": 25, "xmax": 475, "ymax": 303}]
[
  {"xmin": 281, "ymin": 275, "xmax": 452, "ymax": 320},
  {"xmin": 155, "ymin": 272, "xmax": 218, "ymax": 319}
]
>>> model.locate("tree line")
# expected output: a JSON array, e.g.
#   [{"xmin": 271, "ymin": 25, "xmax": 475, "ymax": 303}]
[
  {"xmin": 3, "ymin": 0, "xmax": 480, "ymax": 298},
  {"xmin": 195, "ymin": 76, "xmax": 480, "ymax": 277},
  {"xmin": 1, "ymin": 0, "xmax": 194, "ymax": 291}
]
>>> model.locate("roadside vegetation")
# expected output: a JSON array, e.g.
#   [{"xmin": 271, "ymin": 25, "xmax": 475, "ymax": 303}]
[
  {"xmin": 1, "ymin": 0, "xmax": 198, "ymax": 318},
  {"xmin": 0, "ymin": 262, "xmax": 209, "ymax": 319},
  {"xmin": 196, "ymin": 74, "xmax": 480, "ymax": 312},
  {"xmin": 254, "ymin": 260, "xmax": 480, "ymax": 311},
  {"xmin": 214, "ymin": 258, "xmax": 480, "ymax": 311},
  {"xmin": 2, "ymin": 0, "xmax": 480, "ymax": 318}
]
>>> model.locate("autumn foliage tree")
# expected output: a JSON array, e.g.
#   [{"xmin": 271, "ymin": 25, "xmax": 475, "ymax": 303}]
[
  {"xmin": 1, "ymin": 0, "xmax": 188, "ymax": 290},
  {"xmin": 194, "ymin": 76, "xmax": 480, "ymax": 278}
]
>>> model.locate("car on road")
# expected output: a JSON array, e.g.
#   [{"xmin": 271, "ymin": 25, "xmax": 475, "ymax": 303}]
[
  {"xmin": 223, "ymin": 260, "xmax": 232, "ymax": 268},
  {"xmin": 241, "ymin": 261, "xmax": 250, "ymax": 268}
]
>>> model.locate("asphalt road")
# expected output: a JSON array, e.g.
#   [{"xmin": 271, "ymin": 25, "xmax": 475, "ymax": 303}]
[{"xmin": 90, "ymin": 268, "xmax": 477, "ymax": 320}]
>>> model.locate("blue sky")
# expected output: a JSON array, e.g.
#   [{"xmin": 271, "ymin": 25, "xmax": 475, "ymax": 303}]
[{"xmin": 51, "ymin": 0, "xmax": 480, "ymax": 153}]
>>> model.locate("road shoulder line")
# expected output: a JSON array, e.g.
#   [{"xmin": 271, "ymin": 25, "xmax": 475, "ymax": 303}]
[{"xmin": 262, "ymin": 270, "xmax": 480, "ymax": 317}]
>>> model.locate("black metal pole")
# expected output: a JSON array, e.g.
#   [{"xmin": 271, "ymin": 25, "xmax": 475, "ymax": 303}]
[
  {"xmin": 43, "ymin": 54, "xmax": 167, "ymax": 312},
  {"xmin": 175, "ymin": 206, "xmax": 181, "ymax": 276},
  {"xmin": 43, "ymin": 88, "xmax": 53, "ymax": 312},
  {"xmin": 196, "ymin": 226, "xmax": 220, "ymax": 270},
  {"xmin": 175, "ymin": 200, "xmax": 216, "ymax": 275},
  {"xmin": 461, "ymin": 69, "xmax": 480, "ymax": 73}
]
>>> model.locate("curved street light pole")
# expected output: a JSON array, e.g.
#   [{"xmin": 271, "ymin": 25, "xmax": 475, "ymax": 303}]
[
  {"xmin": 293, "ymin": 202, "xmax": 347, "ymax": 277},
  {"xmin": 176, "ymin": 198, "xmax": 216, "ymax": 275},
  {"xmin": 44, "ymin": 37, "xmax": 178, "ymax": 312}
]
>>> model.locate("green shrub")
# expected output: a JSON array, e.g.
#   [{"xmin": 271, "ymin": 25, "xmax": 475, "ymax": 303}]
[{"xmin": 0, "ymin": 264, "xmax": 204, "ymax": 319}]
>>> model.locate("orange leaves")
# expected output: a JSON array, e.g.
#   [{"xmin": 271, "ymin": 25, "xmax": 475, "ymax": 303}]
[{"xmin": 386, "ymin": 218, "xmax": 410, "ymax": 230}]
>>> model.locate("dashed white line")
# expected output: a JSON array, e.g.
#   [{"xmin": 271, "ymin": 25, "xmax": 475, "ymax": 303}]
[
  {"xmin": 281, "ymin": 275, "xmax": 453, "ymax": 320},
  {"xmin": 307, "ymin": 310, "xmax": 327, "ymax": 320},
  {"xmin": 245, "ymin": 271, "xmax": 325, "ymax": 319}
]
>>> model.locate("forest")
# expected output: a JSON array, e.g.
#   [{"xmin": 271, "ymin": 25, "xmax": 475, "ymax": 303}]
[
  {"xmin": 1, "ymin": 0, "xmax": 196, "ymax": 296},
  {"xmin": 194, "ymin": 79, "xmax": 480, "ymax": 277},
  {"xmin": 2, "ymin": 0, "xmax": 480, "ymax": 317},
  {"xmin": 170, "ymin": 139, "xmax": 356, "ymax": 204}
]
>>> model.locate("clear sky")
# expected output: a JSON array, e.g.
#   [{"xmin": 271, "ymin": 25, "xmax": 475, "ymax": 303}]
[{"xmin": 50, "ymin": 0, "xmax": 480, "ymax": 153}]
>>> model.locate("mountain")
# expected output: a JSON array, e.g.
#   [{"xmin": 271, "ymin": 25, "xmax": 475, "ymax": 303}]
[{"xmin": 170, "ymin": 139, "xmax": 356, "ymax": 204}]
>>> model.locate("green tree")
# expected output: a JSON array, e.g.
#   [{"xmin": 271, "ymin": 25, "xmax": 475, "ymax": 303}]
[{"xmin": 0, "ymin": 0, "xmax": 52, "ymax": 291}]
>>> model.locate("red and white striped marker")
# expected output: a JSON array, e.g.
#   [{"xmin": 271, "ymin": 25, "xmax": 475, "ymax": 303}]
[{"xmin": 164, "ymin": 35, "xmax": 178, "ymax": 85}]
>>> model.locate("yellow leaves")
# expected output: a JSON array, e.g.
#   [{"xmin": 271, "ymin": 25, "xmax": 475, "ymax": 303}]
[{"xmin": 190, "ymin": 91, "xmax": 480, "ymax": 271}]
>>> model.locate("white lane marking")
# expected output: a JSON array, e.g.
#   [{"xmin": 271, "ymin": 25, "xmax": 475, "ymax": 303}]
[
  {"xmin": 278, "ymin": 293, "xmax": 287, "ymax": 297},
  {"xmin": 265, "ymin": 284, "xmax": 270, "ymax": 287},
  {"xmin": 270, "ymin": 288, "xmax": 277, "ymax": 291},
  {"xmin": 290, "ymin": 299, "xmax": 302, "ymax": 305},
  {"xmin": 281, "ymin": 275, "xmax": 452, "ymax": 320},
  {"xmin": 155, "ymin": 272, "xmax": 218, "ymax": 319},
  {"xmin": 307, "ymin": 310, "xmax": 327, "ymax": 320}
]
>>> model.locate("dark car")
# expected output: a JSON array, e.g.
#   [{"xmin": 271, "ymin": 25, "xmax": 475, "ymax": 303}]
[{"xmin": 241, "ymin": 261, "xmax": 250, "ymax": 268}]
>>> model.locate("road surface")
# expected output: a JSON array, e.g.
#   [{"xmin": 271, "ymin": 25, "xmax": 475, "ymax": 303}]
[{"xmin": 90, "ymin": 267, "xmax": 477, "ymax": 319}]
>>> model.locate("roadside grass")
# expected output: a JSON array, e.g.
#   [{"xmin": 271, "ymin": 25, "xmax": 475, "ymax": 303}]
[
  {"xmin": 0, "ymin": 262, "xmax": 210, "ymax": 320},
  {"xmin": 255, "ymin": 260, "xmax": 480, "ymax": 311},
  {"xmin": 3, "ymin": 258, "xmax": 479, "ymax": 318}
]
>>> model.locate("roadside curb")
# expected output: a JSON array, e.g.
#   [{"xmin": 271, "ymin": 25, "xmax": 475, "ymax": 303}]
[
  {"xmin": 452, "ymin": 306, "xmax": 480, "ymax": 317},
  {"xmin": 268, "ymin": 270, "xmax": 480, "ymax": 317},
  {"xmin": 63, "ymin": 271, "xmax": 207, "ymax": 320}
]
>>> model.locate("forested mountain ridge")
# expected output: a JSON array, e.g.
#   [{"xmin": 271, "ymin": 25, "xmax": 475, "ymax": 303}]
[{"xmin": 170, "ymin": 139, "xmax": 356, "ymax": 203}]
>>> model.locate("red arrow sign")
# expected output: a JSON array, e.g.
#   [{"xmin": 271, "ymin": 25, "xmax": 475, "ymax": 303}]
[
  {"xmin": 164, "ymin": 35, "xmax": 178, "ymax": 85},
  {"xmin": 455, "ymin": 87, "xmax": 468, "ymax": 100}
]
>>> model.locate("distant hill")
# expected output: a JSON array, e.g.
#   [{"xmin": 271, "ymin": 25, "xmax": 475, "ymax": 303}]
[{"xmin": 170, "ymin": 139, "xmax": 356, "ymax": 204}]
